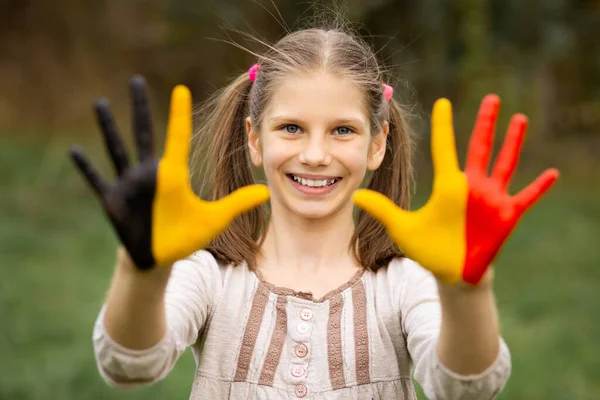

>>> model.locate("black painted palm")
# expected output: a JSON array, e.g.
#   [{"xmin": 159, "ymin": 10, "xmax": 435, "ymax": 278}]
[{"xmin": 70, "ymin": 76, "xmax": 269, "ymax": 270}]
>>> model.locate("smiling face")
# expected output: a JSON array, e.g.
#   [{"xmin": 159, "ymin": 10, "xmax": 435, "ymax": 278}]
[{"xmin": 246, "ymin": 71, "xmax": 388, "ymax": 220}]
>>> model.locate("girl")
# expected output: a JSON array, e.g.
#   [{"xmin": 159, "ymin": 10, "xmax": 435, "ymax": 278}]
[{"xmin": 71, "ymin": 27, "xmax": 558, "ymax": 399}]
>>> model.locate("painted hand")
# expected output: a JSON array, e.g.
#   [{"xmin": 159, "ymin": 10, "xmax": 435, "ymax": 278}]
[
  {"xmin": 69, "ymin": 76, "xmax": 269, "ymax": 270},
  {"xmin": 353, "ymin": 95, "xmax": 558, "ymax": 285}
]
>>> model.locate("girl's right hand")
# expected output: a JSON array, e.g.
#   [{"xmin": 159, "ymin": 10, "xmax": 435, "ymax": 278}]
[{"xmin": 69, "ymin": 76, "xmax": 270, "ymax": 270}]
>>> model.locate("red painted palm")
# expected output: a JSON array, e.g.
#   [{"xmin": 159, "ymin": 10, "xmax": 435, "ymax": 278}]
[{"xmin": 354, "ymin": 95, "xmax": 559, "ymax": 285}]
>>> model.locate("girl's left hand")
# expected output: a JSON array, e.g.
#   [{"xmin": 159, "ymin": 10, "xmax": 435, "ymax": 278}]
[{"xmin": 353, "ymin": 94, "xmax": 559, "ymax": 285}]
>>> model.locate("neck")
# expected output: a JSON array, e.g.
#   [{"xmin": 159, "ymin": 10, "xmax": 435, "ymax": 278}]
[{"xmin": 258, "ymin": 203, "xmax": 358, "ymax": 274}]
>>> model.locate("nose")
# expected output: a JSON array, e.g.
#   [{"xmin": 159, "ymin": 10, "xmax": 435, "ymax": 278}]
[{"xmin": 298, "ymin": 133, "xmax": 332, "ymax": 166}]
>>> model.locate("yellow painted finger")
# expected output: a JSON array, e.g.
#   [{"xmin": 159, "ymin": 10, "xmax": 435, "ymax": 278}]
[
  {"xmin": 213, "ymin": 184, "xmax": 270, "ymax": 220},
  {"xmin": 431, "ymin": 98, "xmax": 460, "ymax": 176},
  {"xmin": 163, "ymin": 85, "xmax": 192, "ymax": 166},
  {"xmin": 353, "ymin": 189, "xmax": 413, "ymax": 233}
]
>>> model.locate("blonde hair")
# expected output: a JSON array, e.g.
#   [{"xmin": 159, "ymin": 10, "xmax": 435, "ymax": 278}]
[{"xmin": 191, "ymin": 28, "xmax": 415, "ymax": 271}]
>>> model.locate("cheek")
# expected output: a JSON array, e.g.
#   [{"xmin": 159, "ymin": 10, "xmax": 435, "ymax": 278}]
[
  {"xmin": 260, "ymin": 140, "xmax": 292, "ymax": 174},
  {"xmin": 338, "ymin": 141, "xmax": 369, "ymax": 175}
]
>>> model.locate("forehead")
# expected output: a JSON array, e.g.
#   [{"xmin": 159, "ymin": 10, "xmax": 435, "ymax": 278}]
[{"xmin": 263, "ymin": 71, "xmax": 368, "ymax": 125}]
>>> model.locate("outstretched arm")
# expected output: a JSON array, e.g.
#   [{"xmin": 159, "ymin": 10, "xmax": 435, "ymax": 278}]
[
  {"xmin": 355, "ymin": 94, "xmax": 558, "ymax": 393},
  {"xmin": 436, "ymin": 269, "xmax": 500, "ymax": 375},
  {"xmin": 71, "ymin": 76, "xmax": 269, "ymax": 387}
]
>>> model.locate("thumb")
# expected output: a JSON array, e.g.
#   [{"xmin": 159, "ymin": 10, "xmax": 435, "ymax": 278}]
[
  {"xmin": 213, "ymin": 184, "xmax": 270, "ymax": 219},
  {"xmin": 353, "ymin": 189, "xmax": 412, "ymax": 234}
]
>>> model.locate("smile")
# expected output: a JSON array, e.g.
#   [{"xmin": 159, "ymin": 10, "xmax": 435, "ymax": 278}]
[
  {"xmin": 286, "ymin": 174, "xmax": 342, "ymax": 195},
  {"xmin": 288, "ymin": 174, "xmax": 340, "ymax": 187}
]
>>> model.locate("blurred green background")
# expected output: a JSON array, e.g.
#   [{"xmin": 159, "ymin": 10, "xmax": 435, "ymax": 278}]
[{"xmin": 1, "ymin": 1, "xmax": 599, "ymax": 399}]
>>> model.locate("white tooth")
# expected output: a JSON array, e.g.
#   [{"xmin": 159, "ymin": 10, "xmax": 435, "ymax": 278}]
[{"xmin": 292, "ymin": 176, "xmax": 335, "ymax": 187}]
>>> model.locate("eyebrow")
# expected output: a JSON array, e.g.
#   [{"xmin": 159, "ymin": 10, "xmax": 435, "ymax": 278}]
[
  {"xmin": 331, "ymin": 118, "xmax": 365, "ymax": 127},
  {"xmin": 268, "ymin": 116, "xmax": 302, "ymax": 124},
  {"xmin": 268, "ymin": 115, "xmax": 366, "ymax": 126}
]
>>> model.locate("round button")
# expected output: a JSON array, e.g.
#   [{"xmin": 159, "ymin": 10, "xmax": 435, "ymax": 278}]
[
  {"xmin": 300, "ymin": 308, "xmax": 313, "ymax": 321},
  {"xmin": 294, "ymin": 343, "xmax": 308, "ymax": 358},
  {"xmin": 295, "ymin": 383, "xmax": 308, "ymax": 397},
  {"xmin": 297, "ymin": 322, "xmax": 310, "ymax": 334},
  {"xmin": 291, "ymin": 365, "xmax": 305, "ymax": 377}
]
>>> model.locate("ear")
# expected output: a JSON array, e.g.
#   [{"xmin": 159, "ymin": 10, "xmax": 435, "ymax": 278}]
[
  {"xmin": 246, "ymin": 116, "xmax": 263, "ymax": 167},
  {"xmin": 367, "ymin": 120, "xmax": 389, "ymax": 170}
]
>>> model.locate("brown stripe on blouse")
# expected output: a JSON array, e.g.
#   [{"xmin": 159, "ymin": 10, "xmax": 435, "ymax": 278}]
[
  {"xmin": 233, "ymin": 282, "xmax": 270, "ymax": 382},
  {"xmin": 258, "ymin": 294, "xmax": 288, "ymax": 386},
  {"xmin": 353, "ymin": 279, "xmax": 371, "ymax": 385},
  {"xmin": 400, "ymin": 377, "xmax": 413, "ymax": 398},
  {"xmin": 327, "ymin": 293, "xmax": 346, "ymax": 390}
]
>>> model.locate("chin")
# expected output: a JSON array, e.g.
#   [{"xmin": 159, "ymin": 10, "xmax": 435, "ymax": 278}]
[
  {"xmin": 292, "ymin": 206, "xmax": 335, "ymax": 220},
  {"xmin": 286, "ymin": 197, "xmax": 351, "ymax": 220}
]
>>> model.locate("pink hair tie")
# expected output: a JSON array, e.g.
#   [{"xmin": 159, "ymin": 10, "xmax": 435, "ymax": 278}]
[
  {"xmin": 382, "ymin": 83, "xmax": 394, "ymax": 101},
  {"xmin": 248, "ymin": 64, "xmax": 260, "ymax": 82}
]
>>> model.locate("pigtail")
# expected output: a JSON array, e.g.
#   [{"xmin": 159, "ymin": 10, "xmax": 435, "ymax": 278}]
[
  {"xmin": 191, "ymin": 73, "xmax": 266, "ymax": 269},
  {"xmin": 352, "ymin": 98, "xmax": 415, "ymax": 270}
]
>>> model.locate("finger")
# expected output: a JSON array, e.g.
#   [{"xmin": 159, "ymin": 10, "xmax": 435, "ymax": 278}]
[
  {"xmin": 490, "ymin": 114, "xmax": 527, "ymax": 190},
  {"xmin": 465, "ymin": 94, "xmax": 501, "ymax": 174},
  {"xmin": 352, "ymin": 189, "xmax": 411, "ymax": 232},
  {"xmin": 130, "ymin": 75, "xmax": 154, "ymax": 163},
  {"xmin": 163, "ymin": 85, "xmax": 192, "ymax": 166},
  {"xmin": 69, "ymin": 146, "xmax": 110, "ymax": 197},
  {"xmin": 431, "ymin": 98, "xmax": 460, "ymax": 176},
  {"xmin": 213, "ymin": 184, "xmax": 270, "ymax": 219},
  {"xmin": 94, "ymin": 98, "xmax": 130, "ymax": 176},
  {"xmin": 513, "ymin": 168, "xmax": 559, "ymax": 216}
]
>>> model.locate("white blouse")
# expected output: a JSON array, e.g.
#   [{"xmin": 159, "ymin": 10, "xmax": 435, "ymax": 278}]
[{"xmin": 93, "ymin": 250, "xmax": 511, "ymax": 399}]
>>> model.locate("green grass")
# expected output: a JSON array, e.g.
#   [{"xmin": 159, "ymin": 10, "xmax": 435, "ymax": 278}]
[{"xmin": 1, "ymin": 134, "xmax": 599, "ymax": 399}]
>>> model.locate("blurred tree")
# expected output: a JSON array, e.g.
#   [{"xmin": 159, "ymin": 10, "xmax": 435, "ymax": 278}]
[{"xmin": 0, "ymin": 0, "xmax": 597, "ymax": 155}]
